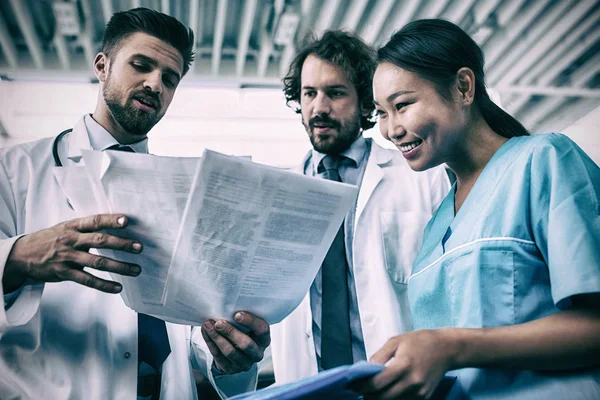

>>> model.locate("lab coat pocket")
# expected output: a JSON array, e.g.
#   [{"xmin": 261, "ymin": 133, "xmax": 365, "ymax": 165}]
[{"xmin": 380, "ymin": 211, "xmax": 431, "ymax": 284}]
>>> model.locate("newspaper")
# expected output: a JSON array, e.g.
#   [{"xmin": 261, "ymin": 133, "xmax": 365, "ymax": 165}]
[{"xmin": 54, "ymin": 149, "xmax": 357, "ymax": 325}]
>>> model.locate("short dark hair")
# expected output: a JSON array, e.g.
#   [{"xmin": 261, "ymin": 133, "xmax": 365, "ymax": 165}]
[
  {"xmin": 378, "ymin": 19, "xmax": 528, "ymax": 138},
  {"xmin": 283, "ymin": 30, "xmax": 377, "ymax": 131},
  {"xmin": 102, "ymin": 7, "xmax": 195, "ymax": 76}
]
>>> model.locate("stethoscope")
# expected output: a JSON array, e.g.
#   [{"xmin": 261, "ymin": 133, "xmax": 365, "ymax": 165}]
[{"xmin": 52, "ymin": 128, "xmax": 73, "ymax": 167}]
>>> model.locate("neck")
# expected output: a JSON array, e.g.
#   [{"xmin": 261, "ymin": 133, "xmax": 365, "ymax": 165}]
[
  {"xmin": 446, "ymin": 116, "xmax": 508, "ymax": 199},
  {"xmin": 92, "ymin": 103, "xmax": 146, "ymax": 145}
]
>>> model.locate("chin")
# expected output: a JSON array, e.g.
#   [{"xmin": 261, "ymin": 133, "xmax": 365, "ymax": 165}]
[{"xmin": 405, "ymin": 158, "xmax": 435, "ymax": 172}]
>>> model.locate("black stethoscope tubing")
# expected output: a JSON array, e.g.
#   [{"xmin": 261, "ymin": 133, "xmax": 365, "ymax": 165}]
[{"xmin": 52, "ymin": 128, "xmax": 73, "ymax": 167}]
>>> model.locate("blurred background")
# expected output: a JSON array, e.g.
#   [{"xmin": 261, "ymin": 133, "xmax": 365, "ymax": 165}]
[{"xmin": 0, "ymin": 0, "xmax": 598, "ymax": 167}]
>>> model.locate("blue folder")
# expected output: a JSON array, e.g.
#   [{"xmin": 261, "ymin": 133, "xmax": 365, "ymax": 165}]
[{"xmin": 230, "ymin": 361, "xmax": 457, "ymax": 400}]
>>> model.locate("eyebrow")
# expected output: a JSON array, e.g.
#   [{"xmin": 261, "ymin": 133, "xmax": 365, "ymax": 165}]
[
  {"xmin": 302, "ymin": 84, "xmax": 349, "ymax": 91},
  {"xmin": 131, "ymin": 54, "xmax": 181, "ymax": 81},
  {"xmin": 373, "ymin": 90, "xmax": 415, "ymax": 105}
]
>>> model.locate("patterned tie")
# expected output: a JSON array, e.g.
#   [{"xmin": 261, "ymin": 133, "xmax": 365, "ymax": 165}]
[
  {"xmin": 105, "ymin": 143, "xmax": 171, "ymax": 370},
  {"xmin": 319, "ymin": 155, "xmax": 353, "ymax": 369}
]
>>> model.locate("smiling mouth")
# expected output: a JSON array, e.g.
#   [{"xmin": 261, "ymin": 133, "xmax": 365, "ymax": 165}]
[{"xmin": 399, "ymin": 139, "xmax": 422, "ymax": 152}]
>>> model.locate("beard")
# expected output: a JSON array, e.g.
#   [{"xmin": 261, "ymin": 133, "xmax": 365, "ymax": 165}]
[
  {"xmin": 102, "ymin": 74, "xmax": 163, "ymax": 136},
  {"xmin": 303, "ymin": 111, "xmax": 362, "ymax": 155}
]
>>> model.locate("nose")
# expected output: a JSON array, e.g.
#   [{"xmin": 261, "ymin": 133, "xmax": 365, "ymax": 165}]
[
  {"xmin": 385, "ymin": 114, "xmax": 406, "ymax": 143},
  {"xmin": 312, "ymin": 92, "xmax": 331, "ymax": 116},
  {"xmin": 143, "ymin": 70, "xmax": 163, "ymax": 95}
]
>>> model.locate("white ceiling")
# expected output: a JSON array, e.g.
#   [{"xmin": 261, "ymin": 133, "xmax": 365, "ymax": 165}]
[{"xmin": 0, "ymin": 0, "xmax": 599, "ymax": 134}]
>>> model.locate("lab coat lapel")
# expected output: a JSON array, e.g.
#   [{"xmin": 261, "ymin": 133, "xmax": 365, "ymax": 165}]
[
  {"xmin": 51, "ymin": 116, "xmax": 94, "ymax": 214},
  {"xmin": 355, "ymin": 143, "xmax": 392, "ymax": 225}
]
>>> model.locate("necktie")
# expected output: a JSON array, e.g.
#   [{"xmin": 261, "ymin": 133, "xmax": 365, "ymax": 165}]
[
  {"xmin": 319, "ymin": 155, "xmax": 353, "ymax": 369},
  {"xmin": 105, "ymin": 143, "xmax": 171, "ymax": 370}
]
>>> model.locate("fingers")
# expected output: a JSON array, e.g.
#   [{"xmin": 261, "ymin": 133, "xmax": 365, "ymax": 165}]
[
  {"xmin": 65, "ymin": 214, "xmax": 129, "ymax": 233},
  {"xmin": 70, "ymin": 252, "xmax": 141, "ymax": 276},
  {"xmin": 202, "ymin": 320, "xmax": 255, "ymax": 372},
  {"xmin": 201, "ymin": 327, "xmax": 234, "ymax": 372},
  {"xmin": 212, "ymin": 319, "xmax": 263, "ymax": 361},
  {"xmin": 234, "ymin": 311, "xmax": 271, "ymax": 348},
  {"xmin": 74, "ymin": 232, "xmax": 143, "ymax": 253},
  {"xmin": 60, "ymin": 267, "xmax": 123, "ymax": 293},
  {"xmin": 370, "ymin": 337, "xmax": 398, "ymax": 364},
  {"xmin": 363, "ymin": 356, "xmax": 409, "ymax": 395}
]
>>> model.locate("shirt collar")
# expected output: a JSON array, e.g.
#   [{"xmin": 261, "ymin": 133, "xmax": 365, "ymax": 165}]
[
  {"xmin": 84, "ymin": 114, "xmax": 149, "ymax": 154},
  {"xmin": 311, "ymin": 134, "xmax": 367, "ymax": 175}
]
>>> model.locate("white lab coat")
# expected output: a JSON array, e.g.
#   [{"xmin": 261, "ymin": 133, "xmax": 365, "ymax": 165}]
[
  {"xmin": 270, "ymin": 140, "xmax": 451, "ymax": 383},
  {"xmin": 0, "ymin": 117, "xmax": 254, "ymax": 399}
]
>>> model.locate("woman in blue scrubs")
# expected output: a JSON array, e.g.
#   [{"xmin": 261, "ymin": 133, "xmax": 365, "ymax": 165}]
[{"xmin": 364, "ymin": 19, "xmax": 600, "ymax": 399}]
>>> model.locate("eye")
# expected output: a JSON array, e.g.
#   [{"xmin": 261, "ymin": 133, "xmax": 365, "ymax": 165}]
[
  {"xmin": 131, "ymin": 62, "xmax": 150, "ymax": 72},
  {"xmin": 395, "ymin": 102, "xmax": 410, "ymax": 111},
  {"xmin": 303, "ymin": 90, "xmax": 316, "ymax": 98},
  {"xmin": 375, "ymin": 109, "xmax": 387, "ymax": 119},
  {"xmin": 163, "ymin": 75, "xmax": 178, "ymax": 88},
  {"xmin": 329, "ymin": 90, "xmax": 346, "ymax": 98}
]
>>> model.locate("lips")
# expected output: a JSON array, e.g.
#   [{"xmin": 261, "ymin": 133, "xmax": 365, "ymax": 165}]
[
  {"xmin": 399, "ymin": 139, "xmax": 422, "ymax": 152},
  {"xmin": 132, "ymin": 94, "xmax": 158, "ymax": 111}
]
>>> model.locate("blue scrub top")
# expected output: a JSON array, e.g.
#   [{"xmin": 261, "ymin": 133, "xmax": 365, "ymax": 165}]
[{"xmin": 409, "ymin": 134, "xmax": 600, "ymax": 399}]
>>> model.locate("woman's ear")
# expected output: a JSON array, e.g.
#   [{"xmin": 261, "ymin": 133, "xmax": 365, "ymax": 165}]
[
  {"xmin": 93, "ymin": 53, "xmax": 109, "ymax": 83},
  {"xmin": 455, "ymin": 67, "xmax": 475, "ymax": 106}
]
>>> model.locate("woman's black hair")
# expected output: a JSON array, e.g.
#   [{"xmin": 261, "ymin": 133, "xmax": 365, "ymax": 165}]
[{"xmin": 378, "ymin": 19, "xmax": 529, "ymax": 138}]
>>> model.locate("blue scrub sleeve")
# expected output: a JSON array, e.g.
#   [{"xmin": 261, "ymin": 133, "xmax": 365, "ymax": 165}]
[{"xmin": 530, "ymin": 134, "xmax": 600, "ymax": 309}]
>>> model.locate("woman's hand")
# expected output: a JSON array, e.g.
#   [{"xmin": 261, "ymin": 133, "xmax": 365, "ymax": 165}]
[{"xmin": 361, "ymin": 329, "xmax": 458, "ymax": 400}]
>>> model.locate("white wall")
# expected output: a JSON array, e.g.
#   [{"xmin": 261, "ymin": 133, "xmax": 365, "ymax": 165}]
[
  {"xmin": 562, "ymin": 105, "xmax": 600, "ymax": 166},
  {"xmin": 0, "ymin": 81, "xmax": 310, "ymax": 167},
  {"xmin": 1, "ymin": 80, "xmax": 597, "ymax": 166}
]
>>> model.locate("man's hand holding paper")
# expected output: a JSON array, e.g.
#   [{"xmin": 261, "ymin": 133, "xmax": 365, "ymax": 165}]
[{"xmin": 202, "ymin": 311, "xmax": 271, "ymax": 374}]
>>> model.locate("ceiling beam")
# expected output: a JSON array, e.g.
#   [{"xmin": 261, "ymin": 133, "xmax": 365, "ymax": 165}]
[
  {"xmin": 359, "ymin": 0, "xmax": 395, "ymax": 44},
  {"xmin": 339, "ymin": 0, "xmax": 369, "ymax": 33},
  {"xmin": 211, "ymin": 0, "xmax": 228, "ymax": 76},
  {"xmin": 536, "ymin": 97, "xmax": 600, "ymax": 133},
  {"xmin": 188, "ymin": 0, "xmax": 200, "ymax": 72},
  {"xmin": 375, "ymin": 0, "xmax": 420, "ymax": 46},
  {"xmin": 53, "ymin": 35, "xmax": 71, "ymax": 70},
  {"xmin": 483, "ymin": 0, "xmax": 547, "ymax": 69},
  {"xmin": 494, "ymin": 0, "xmax": 596, "ymax": 88},
  {"xmin": 314, "ymin": 0, "xmax": 343, "ymax": 35},
  {"xmin": 494, "ymin": 0, "xmax": 526, "ymax": 27},
  {"xmin": 236, "ymin": 0, "xmax": 258, "ymax": 77},
  {"xmin": 486, "ymin": 0, "xmax": 575, "ymax": 85},
  {"xmin": 517, "ymin": 55, "xmax": 600, "ymax": 129},
  {"xmin": 440, "ymin": 0, "xmax": 476, "ymax": 25},
  {"xmin": 0, "ymin": 11, "xmax": 18, "ymax": 69},
  {"xmin": 415, "ymin": 0, "xmax": 451, "ymax": 20},
  {"xmin": 505, "ymin": 10, "xmax": 600, "ymax": 115},
  {"xmin": 79, "ymin": 0, "xmax": 96, "ymax": 68},
  {"xmin": 100, "ymin": 0, "xmax": 113, "ymax": 25},
  {"xmin": 9, "ymin": 0, "xmax": 44, "ymax": 69},
  {"xmin": 471, "ymin": 0, "xmax": 502, "ymax": 26},
  {"xmin": 257, "ymin": 5, "xmax": 274, "ymax": 78},
  {"xmin": 497, "ymin": 84, "xmax": 600, "ymax": 98}
]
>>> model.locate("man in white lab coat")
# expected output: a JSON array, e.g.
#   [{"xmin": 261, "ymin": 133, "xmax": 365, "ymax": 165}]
[
  {"xmin": 0, "ymin": 8, "xmax": 268, "ymax": 400},
  {"xmin": 269, "ymin": 31, "xmax": 451, "ymax": 383}
]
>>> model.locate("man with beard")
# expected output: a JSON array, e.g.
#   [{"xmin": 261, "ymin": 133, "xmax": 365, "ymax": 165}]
[
  {"xmin": 0, "ymin": 8, "xmax": 268, "ymax": 400},
  {"xmin": 268, "ymin": 31, "xmax": 452, "ymax": 384}
]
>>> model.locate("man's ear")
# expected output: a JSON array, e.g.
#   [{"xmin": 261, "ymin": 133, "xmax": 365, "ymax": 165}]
[
  {"xmin": 93, "ymin": 53, "xmax": 109, "ymax": 83},
  {"xmin": 455, "ymin": 67, "xmax": 475, "ymax": 106},
  {"xmin": 360, "ymin": 104, "xmax": 371, "ymax": 118}
]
